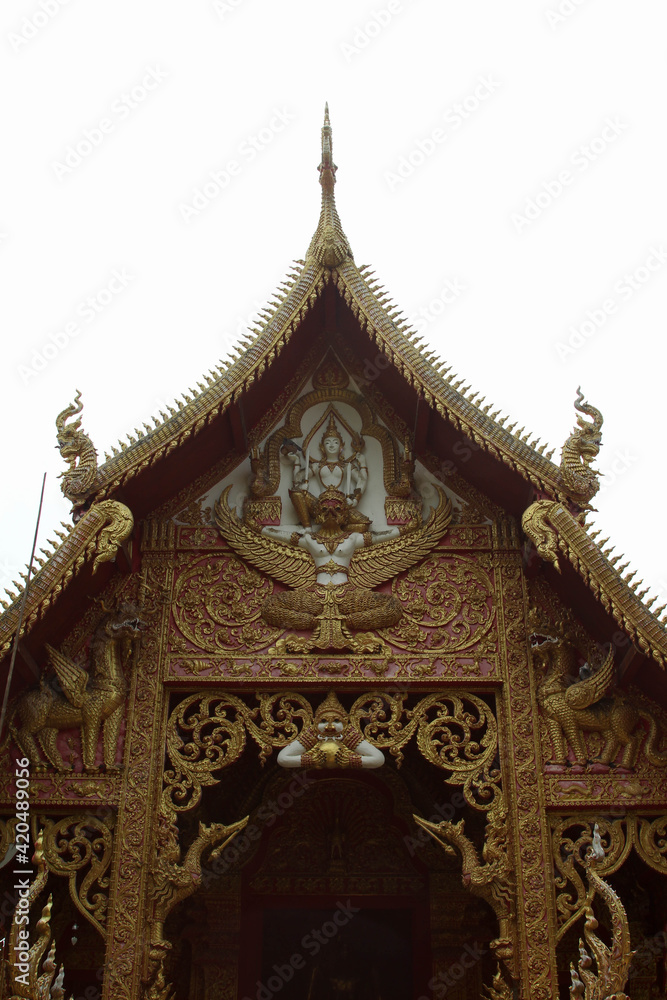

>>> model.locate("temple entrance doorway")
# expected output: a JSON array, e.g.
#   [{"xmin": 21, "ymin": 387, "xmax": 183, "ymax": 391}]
[
  {"xmin": 237, "ymin": 771, "xmax": 431, "ymax": 999},
  {"xmin": 168, "ymin": 743, "xmax": 498, "ymax": 998},
  {"xmin": 246, "ymin": 901, "xmax": 418, "ymax": 999}
]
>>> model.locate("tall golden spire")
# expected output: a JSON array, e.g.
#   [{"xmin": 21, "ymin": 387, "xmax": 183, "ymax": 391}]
[{"xmin": 306, "ymin": 103, "xmax": 353, "ymax": 268}]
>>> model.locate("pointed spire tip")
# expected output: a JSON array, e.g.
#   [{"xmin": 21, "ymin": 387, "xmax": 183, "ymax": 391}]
[{"xmin": 306, "ymin": 104, "xmax": 353, "ymax": 268}]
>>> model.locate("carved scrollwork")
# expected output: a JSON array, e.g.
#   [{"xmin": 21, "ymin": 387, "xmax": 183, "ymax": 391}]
[
  {"xmin": 635, "ymin": 815, "xmax": 667, "ymax": 872},
  {"xmin": 41, "ymin": 814, "xmax": 114, "ymax": 938},
  {"xmin": 347, "ymin": 691, "xmax": 500, "ymax": 809},
  {"xmin": 3, "ymin": 831, "xmax": 74, "ymax": 1000},
  {"xmin": 551, "ymin": 813, "xmax": 667, "ymax": 946},
  {"xmin": 172, "ymin": 555, "xmax": 279, "ymax": 652},
  {"xmin": 386, "ymin": 554, "xmax": 495, "ymax": 653},
  {"xmin": 163, "ymin": 690, "xmax": 500, "ymax": 813},
  {"xmin": 163, "ymin": 692, "xmax": 314, "ymax": 813}
]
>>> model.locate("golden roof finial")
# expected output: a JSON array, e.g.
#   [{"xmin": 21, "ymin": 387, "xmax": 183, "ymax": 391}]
[{"xmin": 306, "ymin": 104, "xmax": 353, "ymax": 268}]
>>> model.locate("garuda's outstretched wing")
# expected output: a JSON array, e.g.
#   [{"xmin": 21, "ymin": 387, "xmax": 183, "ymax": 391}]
[
  {"xmin": 213, "ymin": 486, "xmax": 316, "ymax": 589},
  {"xmin": 565, "ymin": 646, "xmax": 616, "ymax": 711},
  {"xmin": 349, "ymin": 487, "xmax": 453, "ymax": 589},
  {"xmin": 44, "ymin": 644, "xmax": 88, "ymax": 708}
]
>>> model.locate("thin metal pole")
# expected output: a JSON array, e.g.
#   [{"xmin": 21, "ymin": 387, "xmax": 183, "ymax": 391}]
[{"xmin": 0, "ymin": 473, "xmax": 47, "ymax": 737}]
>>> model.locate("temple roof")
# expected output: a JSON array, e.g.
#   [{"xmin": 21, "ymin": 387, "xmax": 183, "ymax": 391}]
[{"xmin": 1, "ymin": 107, "xmax": 666, "ymax": 690}]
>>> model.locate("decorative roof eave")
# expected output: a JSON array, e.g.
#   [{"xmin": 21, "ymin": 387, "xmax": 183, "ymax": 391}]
[
  {"xmin": 330, "ymin": 258, "xmax": 593, "ymax": 507},
  {"xmin": 80, "ymin": 263, "xmax": 327, "ymax": 502},
  {"xmin": 522, "ymin": 500, "xmax": 667, "ymax": 669},
  {"xmin": 0, "ymin": 500, "xmax": 133, "ymax": 657}
]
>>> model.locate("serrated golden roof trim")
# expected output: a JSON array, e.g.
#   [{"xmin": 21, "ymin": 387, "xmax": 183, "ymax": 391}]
[
  {"xmin": 332, "ymin": 259, "xmax": 581, "ymax": 504},
  {"xmin": 0, "ymin": 501, "xmax": 133, "ymax": 656},
  {"xmin": 87, "ymin": 264, "xmax": 325, "ymax": 499},
  {"xmin": 8, "ymin": 110, "xmax": 660, "ymax": 659},
  {"xmin": 522, "ymin": 500, "xmax": 667, "ymax": 669}
]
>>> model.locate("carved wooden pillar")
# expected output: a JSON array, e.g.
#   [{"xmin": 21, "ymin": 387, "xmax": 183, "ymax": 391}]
[
  {"xmin": 103, "ymin": 533, "xmax": 173, "ymax": 1000},
  {"xmin": 495, "ymin": 549, "xmax": 559, "ymax": 1000}
]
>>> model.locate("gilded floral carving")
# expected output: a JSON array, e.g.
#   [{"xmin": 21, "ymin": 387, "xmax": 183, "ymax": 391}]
[
  {"xmin": 172, "ymin": 555, "xmax": 279, "ymax": 652},
  {"xmin": 41, "ymin": 813, "xmax": 114, "ymax": 938},
  {"xmin": 386, "ymin": 553, "xmax": 495, "ymax": 653}
]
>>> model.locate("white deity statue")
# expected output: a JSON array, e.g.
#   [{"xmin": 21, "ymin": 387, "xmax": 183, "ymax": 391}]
[
  {"xmin": 282, "ymin": 413, "xmax": 368, "ymax": 509},
  {"xmin": 277, "ymin": 692, "xmax": 384, "ymax": 770}
]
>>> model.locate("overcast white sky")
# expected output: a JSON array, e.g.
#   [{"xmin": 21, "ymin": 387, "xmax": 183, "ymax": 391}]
[{"xmin": 1, "ymin": 0, "xmax": 666, "ymax": 613}]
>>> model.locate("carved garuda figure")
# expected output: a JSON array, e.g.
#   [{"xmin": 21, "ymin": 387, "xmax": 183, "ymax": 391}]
[
  {"xmin": 277, "ymin": 691, "xmax": 384, "ymax": 769},
  {"xmin": 56, "ymin": 390, "xmax": 98, "ymax": 506},
  {"xmin": 6, "ymin": 602, "xmax": 145, "ymax": 771},
  {"xmin": 532, "ymin": 632, "xmax": 667, "ymax": 769},
  {"xmin": 559, "ymin": 387, "xmax": 603, "ymax": 502},
  {"xmin": 214, "ymin": 483, "xmax": 452, "ymax": 653}
]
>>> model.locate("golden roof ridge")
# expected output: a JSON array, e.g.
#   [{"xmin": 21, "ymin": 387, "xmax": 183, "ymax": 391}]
[
  {"xmin": 523, "ymin": 500, "xmax": 667, "ymax": 669},
  {"xmin": 332, "ymin": 259, "xmax": 604, "ymax": 505},
  {"xmin": 0, "ymin": 501, "xmax": 133, "ymax": 655},
  {"xmin": 88, "ymin": 262, "xmax": 324, "ymax": 498},
  {"xmin": 6, "ymin": 110, "xmax": 665, "ymax": 670}
]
